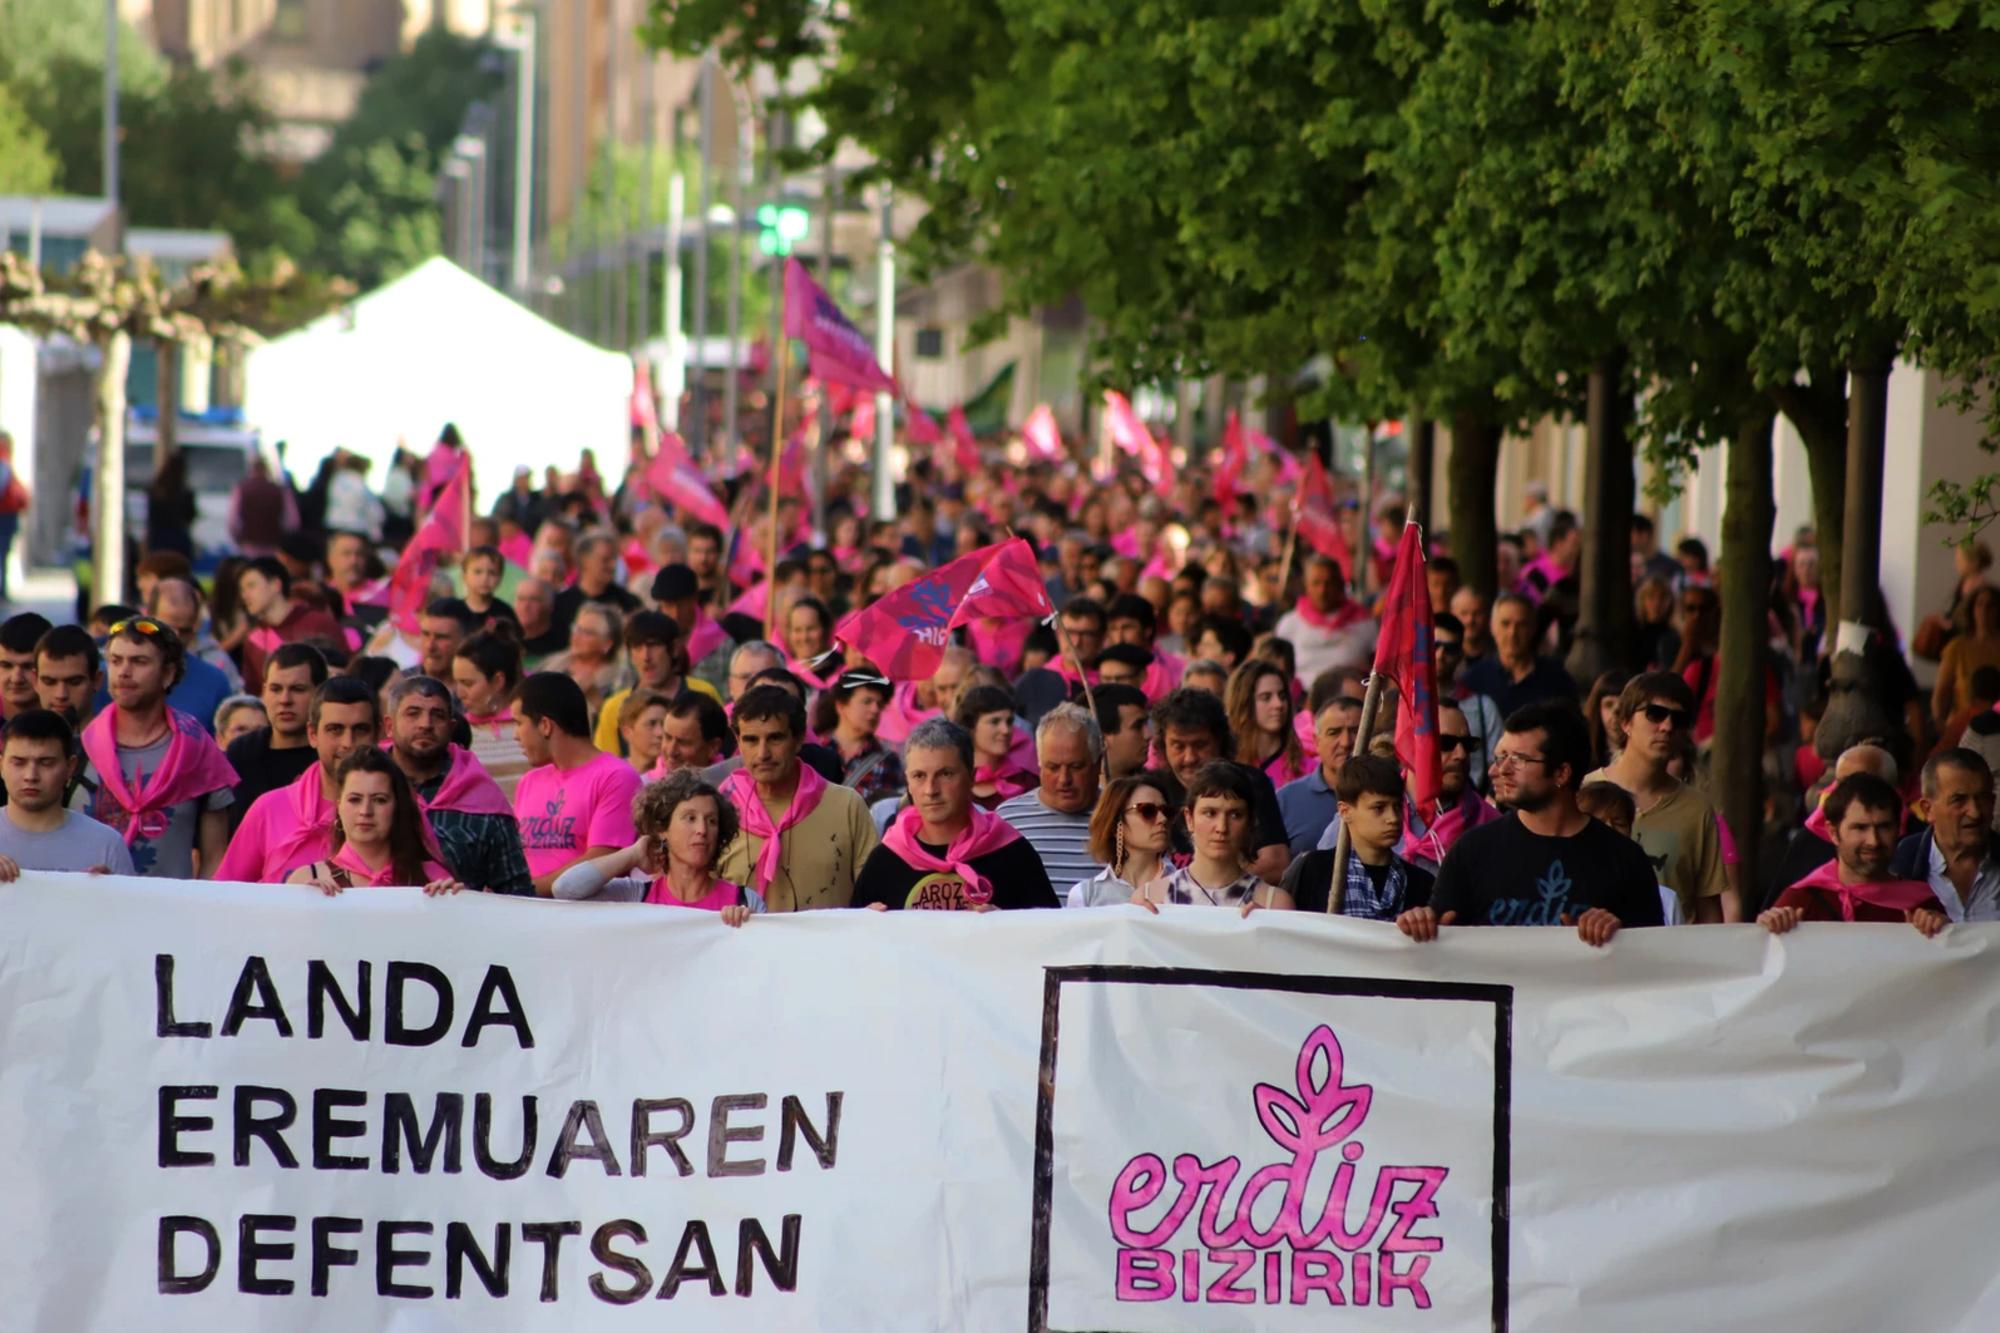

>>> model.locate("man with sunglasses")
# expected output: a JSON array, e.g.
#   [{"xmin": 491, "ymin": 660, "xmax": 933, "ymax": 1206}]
[
  {"xmin": 1432, "ymin": 612, "xmax": 1499, "ymax": 792},
  {"xmin": 1398, "ymin": 701, "xmax": 1663, "ymax": 946},
  {"xmin": 1586, "ymin": 672, "xmax": 1737, "ymax": 922},
  {"xmin": 1348, "ymin": 699, "xmax": 1500, "ymax": 875}
]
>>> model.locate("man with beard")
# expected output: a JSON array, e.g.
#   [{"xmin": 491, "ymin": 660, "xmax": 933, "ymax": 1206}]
[
  {"xmin": 715, "ymin": 684, "xmax": 878, "ymax": 910},
  {"xmin": 386, "ymin": 675, "xmax": 531, "ymax": 895},
  {"xmin": 214, "ymin": 677, "xmax": 379, "ymax": 883},
  {"xmin": 226, "ymin": 643, "xmax": 328, "ymax": 834},
  {"xmin": 1889, "ymin": 748, "xmax": 2000, "ymax": 922},
  {"xmin": 1762, "ymin": 773, "xmax": 1947, "ymax": 936},
  {"xmin": 80, "ymin": 616, "xmax": 237, "ymax": 877},
  {"xmin": 1398, "ymin": 702, "xmax": 1662, "ymax": 946}
]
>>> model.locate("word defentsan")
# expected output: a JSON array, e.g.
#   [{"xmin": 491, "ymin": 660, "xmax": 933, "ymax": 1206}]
[{"xmin": 150, "ymin": 953, "xmax": 844, "ymax": 1306}]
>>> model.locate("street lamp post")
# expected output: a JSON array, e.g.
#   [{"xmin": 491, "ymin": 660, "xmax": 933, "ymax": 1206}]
[
  {"xmin": 689, "ymin": 56, "xmax": 716, "ymax": 452},
  {"xmin": 504, "ymin": 7, "xmax": 538, "ymax": 298},
  {"xmin": 873, "ymin": 184, "xmax": 896, "ymax": 520}
]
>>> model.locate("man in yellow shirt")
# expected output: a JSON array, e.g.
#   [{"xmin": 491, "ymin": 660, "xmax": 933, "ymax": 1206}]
[{"xmin": 594, "ymin": 610, "xmax": 720, "ymax": 754}]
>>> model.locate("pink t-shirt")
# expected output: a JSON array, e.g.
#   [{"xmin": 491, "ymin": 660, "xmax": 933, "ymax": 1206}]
[{"xmin": 513, "ymin": 751, "xmax": 644, "ymax": 879}]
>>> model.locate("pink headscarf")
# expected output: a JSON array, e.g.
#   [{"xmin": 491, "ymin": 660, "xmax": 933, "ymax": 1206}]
[
  {"xmin": 719, "ymin": 762, "xmax": 828, "ymax": 892},
  {"xmin": 879, "ymin": 804, "xmax": 1023, "ymax": 906}
]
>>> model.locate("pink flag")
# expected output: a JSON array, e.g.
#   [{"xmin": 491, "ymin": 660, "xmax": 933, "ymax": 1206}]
[
  {"xmin": 645, "ymin": 431, "xmax": 730, "ymax": 529},
  {"xmin": 1215, "ymin": 409, "xmax": 1250, "ymax": 510},
  {"xmin": 905, "ymin": 401, "xmax": 943, "ymax": 446},
  {"xmin": 834, "ymin": 544, "xmax": 1004, "ymax": 680},
  {"xmin": 946, "ymin": 405, "xmax": 980, "ymax": 473},
  {"xmin": 1373, "ymin": 523, "xmax": 1441, "ymax": 813},
  {"xmin": 385, "ymin": 454, "xmax": 470, "ymax": 633},
  {"xmin": 947, "ymin": 537, "xmax": 1053, "ymax": 630},
  {"xmin": 851, "ymin": 394, "xmax": 876, "ymax": 442},
  {"xmin": 729, "ymin": 580, "xmax": 771, "ymax": 621},
  {"xmin": 1103, "ymin": 389, "xmax": 1174, "ymax": 490},
  {"xmin": 783, "ymin": 258, "xmax": 898, "ymax": 395},
  {"xmin": 726, "ymin": 525, "xmax": 765, "ymax": 588},
  {"xmin": 1022, "ymin": 403, "xmax": 1063, "ymax": 463}
]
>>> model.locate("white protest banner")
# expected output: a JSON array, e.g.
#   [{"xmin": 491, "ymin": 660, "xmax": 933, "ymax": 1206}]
[{"xmin": 4, "ymin": 873, "xmax": 2000, "ymax": 1331}]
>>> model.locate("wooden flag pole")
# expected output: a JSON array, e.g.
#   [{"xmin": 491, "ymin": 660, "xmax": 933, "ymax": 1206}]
[
  {"xmin": 1275, "ymin": 497, "xmax": 1302, "ymax": 605},
  {"xmin": 764, "ymin": 287, "xmax": 789, "ymax": 642},
  {"xmin": 1325, "ymin": 669, "xmax": 1389, "ymax": 914}
]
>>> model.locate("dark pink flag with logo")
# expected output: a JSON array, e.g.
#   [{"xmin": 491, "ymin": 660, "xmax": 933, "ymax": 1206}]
[
  {"xmin": 834, "ymin": 543, "xmax": 1007, "ymax": 680},
  {"xmin": 1373, "ymin": 522, "xmax": 1440, "ymax": 812},
  {"xmin": 783, "ymin": 258, "xmax": 897, "ymax": 395},
  {"xmin": 1295, "ymin": 451, "xmax": 1353, "ymax": 580},
  {"xmin": 378, "ymin": 454, "xmax": 470, "ymax": 632},
  {"xmin": 948, "ymin": 537, "xmax": 1053, "ymax": 631},
  {"xmin": 1104, "ymin": 389, "xmax": 1174, "ymax": 491}
]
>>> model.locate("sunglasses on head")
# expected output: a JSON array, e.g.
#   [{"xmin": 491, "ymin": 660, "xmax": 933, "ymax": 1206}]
[
  {"xmin": 1438, "ymin": 734, "xmax": 1480, "ymax": 754},
  {"xmin": 1125, "ymin": 802, "xmax": 1171, "ymax": 823},
  {"xmin": 107, "ymin": 617, "xmax": 165, "ymax": 637},
  {"xmin": 1639, "ymin": 702, "xmax": 1692, "ymax": 728}
]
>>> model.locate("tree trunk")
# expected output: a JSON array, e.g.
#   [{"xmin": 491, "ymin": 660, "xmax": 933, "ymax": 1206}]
[
  {"xmin": 1839, "ymin": 352, "xmax": 1893, "ymax": 636},
  {"xmin": 1447, "ymin": 412, "xmax": 1503, "ymax": 597},
  {"xmin": 154, "ymin": 338, "xmax": 179, "ymax": 473},
  {"xmin": 1566, "ymin": 353, "xmax": 1634, "ymax": 682},
  {"xmin": 1714, "ymin": 401, "xmax": 1775, "ymax": 894},
  {"xmin": 1406, "ymin": 415, "xmax": 1435, "ymax": 536},
  {"xmin": 1771, "ymin": 369, "xmax": 1847, "ymax": 633},
  {"xmin": 95, "ymin": 332, "xmax": 132, "ymax": 609}
]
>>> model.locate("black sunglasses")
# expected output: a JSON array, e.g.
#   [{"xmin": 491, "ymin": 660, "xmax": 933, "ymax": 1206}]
[
  {"xmin": 1438, "ymin": 734, "xmax": 1480, "ymax": 754},
  {"xmin": 1639, "ymin": 703, "xmax": 1692, "ymax": 728}
]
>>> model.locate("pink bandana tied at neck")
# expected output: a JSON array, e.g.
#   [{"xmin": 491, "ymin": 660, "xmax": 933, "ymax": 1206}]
[
  {"xmin": 81, "ymin": 706, "xmax": 239, "ymax": 847},
  {"xmin": 880, "ymin": 804, "xmax": 1023, "ymax": 906},
  {"xmin": 719, "ymin": 762, "xmax": 828, "ymax": 892}
]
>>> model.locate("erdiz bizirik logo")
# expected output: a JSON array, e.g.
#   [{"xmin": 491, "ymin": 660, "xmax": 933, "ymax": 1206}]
[{"xmin": 1106, "ymin": 1025, "xmax": 1446, "ymax": 1309}]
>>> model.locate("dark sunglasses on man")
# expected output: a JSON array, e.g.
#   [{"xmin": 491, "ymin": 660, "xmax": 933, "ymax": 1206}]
[
  {"xmin": 1438, "ymin": 734, "xmax": 1480, "ymax": 755},
  {"xmin": 1638, "ymin": 702, "xmax": 1692, "ymax": 729}
]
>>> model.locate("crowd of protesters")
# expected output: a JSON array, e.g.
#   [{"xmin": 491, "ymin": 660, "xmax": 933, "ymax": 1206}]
[{"xmin": 0, "ymin": 414, "xmax": 1990, "ymax": 950}]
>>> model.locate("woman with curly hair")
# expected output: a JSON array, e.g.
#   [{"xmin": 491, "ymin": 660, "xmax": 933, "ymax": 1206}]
[{"xmin": 551, "ymin": 769, "xmax": 761, "ymax": 924}]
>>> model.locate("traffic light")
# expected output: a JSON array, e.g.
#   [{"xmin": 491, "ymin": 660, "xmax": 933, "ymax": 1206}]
[{"xmin": 756, "ymin": 203, "xmax": 811, "ymax": 256}]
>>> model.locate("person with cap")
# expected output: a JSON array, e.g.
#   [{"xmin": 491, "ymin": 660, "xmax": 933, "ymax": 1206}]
[
  {"xmin": 819, "ymin": 667, "xmax": 904, "ymax": 805},
  {"xmin": 653, "ymin": 563, "xmax": 735, "ymax": 693}
]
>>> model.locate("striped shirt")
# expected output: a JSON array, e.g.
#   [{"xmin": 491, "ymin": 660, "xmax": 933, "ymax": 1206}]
[{"xmin": 995, "ymin": 790, "xmax": 1099, "ymax": 891}]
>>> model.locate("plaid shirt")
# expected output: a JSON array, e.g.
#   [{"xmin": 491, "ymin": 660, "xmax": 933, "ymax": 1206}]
[{"xmin": 1341, "ymin": 852, "xmax": 1413, "ymax": 922}]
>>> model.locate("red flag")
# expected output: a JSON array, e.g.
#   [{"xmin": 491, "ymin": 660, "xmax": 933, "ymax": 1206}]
[
  {"xmin": 1372, "ymin": 523, "xmax": 1441, "ymax": 813},
  {"xmin": 834, "ymin": 543, "xmax": 1009, "ymax": 680},
  {"xmin": 851, "ymin": 394, "xmax": 876, "ymax": 442},
  {"xmin": 947, "ymin": 537, "xmax": 1053, "ymax": 630},
  {"xmin": 384, "ymin": 455, "xmax": 470, "ymax": 633},
  {"xmin": 1022, "ymin": 403, "xmax": 1063, "ymax": 464},
  {"xmin": 905, "ymin": 401, "xmax": 942, "ymax": 446},
  {"xmin": 782, "ymin": 258, "xmax": 898, "ymax": 395},
  {"xmin": 946, "ymin": 405, "xmax": 980, "ymax": 473},
  {"xmin": 645, "ymin": 431, "xmax": 730, "ymax": 529},
  {"xmin": 1295, "ymin": 452, "xmax": 1353, "ymax": 579}
]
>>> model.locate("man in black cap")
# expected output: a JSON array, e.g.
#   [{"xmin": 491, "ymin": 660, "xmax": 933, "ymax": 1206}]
[{"xmin": 653, "ymin": 562, "xmax": 735, "ymax": 693}]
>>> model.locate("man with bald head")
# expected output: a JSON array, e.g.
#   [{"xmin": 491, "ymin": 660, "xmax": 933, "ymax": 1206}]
[
  {"xmin": 1767, "ymin": 741, "xmax": 1903, "ymax": 908},
  {"xmin": 1276, "ymin": 555, "xmax": 1377, "ymax": 686}
]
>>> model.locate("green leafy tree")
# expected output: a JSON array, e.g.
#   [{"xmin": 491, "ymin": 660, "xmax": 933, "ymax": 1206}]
[
  {"xmin": 295, "ymin": 28, "xmax": 505, "ymax": 289},
  {"xmin": 0, "ymin": 83, "xmax": 56, "ymax": 194}
]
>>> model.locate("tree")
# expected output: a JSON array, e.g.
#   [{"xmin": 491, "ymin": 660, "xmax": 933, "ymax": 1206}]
[
  {"xmin": 0, "ymin": 83, "xmax": 55, "ymax": 194},
  {"xmin": 295, "ymin": 28, "xmax": 506, "ymax": 290}
]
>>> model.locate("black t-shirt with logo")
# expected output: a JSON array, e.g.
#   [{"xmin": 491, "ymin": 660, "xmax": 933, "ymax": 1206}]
[
  {"xmin": 851, "ymin": 837, "xmax": 1058, "ymax": 911},
  {"xmin": 1430, "ymin": 814, "xmax": 1664, "ymax": 927}
]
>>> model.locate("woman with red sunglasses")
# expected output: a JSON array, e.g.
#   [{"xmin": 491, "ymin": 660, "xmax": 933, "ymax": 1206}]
[{"xmin": 1068, "ymin": 771, "xmax": 1176, "ymax": 908}]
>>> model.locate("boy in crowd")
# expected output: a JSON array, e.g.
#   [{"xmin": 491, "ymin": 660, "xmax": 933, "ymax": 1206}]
[
  {"xmin": 0, "ymin": 710, "xmax": 132, "ymax": 875},
  {"xmin": 1283, "ymin": 755, "xmax": 1434, "ymax": 918},
  {"xmin": 511, "ymin": 671, "xmax": 643, "ymax": 896},
  {"xmin": 461, "ymin": 545, "xmax": 519, "ymax": 630}
]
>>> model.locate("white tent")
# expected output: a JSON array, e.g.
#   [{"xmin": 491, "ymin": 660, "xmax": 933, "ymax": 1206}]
[{"xmin": 244, "ymin": 257, "xmax": 632, "ymax": 522}]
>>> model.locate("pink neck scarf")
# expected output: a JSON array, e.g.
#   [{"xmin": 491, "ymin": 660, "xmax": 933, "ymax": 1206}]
[
  {"xmin": 466, "ymin": 709, "xmax": 515, "ymax": 739},
  {"xmin": 81, "ymin": 706, "xmax": 239, "ymax": 846},
  {"xmin": 880, "ymin": 804, "xmax": 1023, "ymax": 905},
  {"xmin": 1400, "ymin": 790, "xmax": 1502, "ymax": 865},
  {"xmin": 330, "ymin": 843, "xmax": 450, "ymax": 888},
  {"xmin": 877, "ymin": 683, "xmax": 938, "ymax": 748},
  {"xmin": 974, "ymin": 762, "xmax": 1036, "ymax": 801},
  {"xmin": 1292, "ymin": 597, "xmax": 1369, "ymax": 634},
  {"xmin": 718, "ymin": 762, "xmax": 828, "ymax": 892},
  {"xmin": 1790, "ymin": 859, "xmax": 1938, "ymax": 922},
  {"xmin": 415, "ymin": 745, "xmax": 514, "ymax": 817}
]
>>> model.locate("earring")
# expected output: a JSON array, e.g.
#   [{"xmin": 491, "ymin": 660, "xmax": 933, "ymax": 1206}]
[{"xmin": 1114, "ymin": 822, "xmax": 1126, "ymax": 874}]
